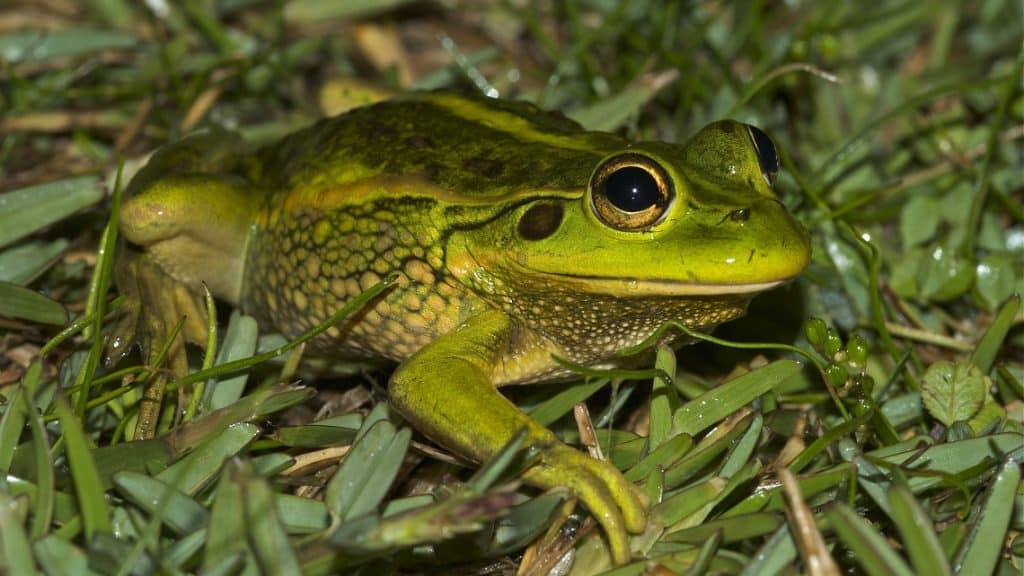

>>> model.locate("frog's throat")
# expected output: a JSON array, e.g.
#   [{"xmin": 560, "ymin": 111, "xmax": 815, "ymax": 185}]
[{"xmin": 505, "ymin": 264, "xmax": 788, "ymax": 297}]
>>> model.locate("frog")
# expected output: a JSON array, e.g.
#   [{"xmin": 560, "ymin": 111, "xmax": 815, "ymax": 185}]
[{"xmin": 113, "ymin": 91, "xmax": 811, "ymax": 565}]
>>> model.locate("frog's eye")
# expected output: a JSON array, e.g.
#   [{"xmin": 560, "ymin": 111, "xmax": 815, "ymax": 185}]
[
  {"xmin": 746, "ymin": 125, "xmax": 779, "ymax": 187},
  {"xmin": 589, "ymin": 154, "xmax": 673, "ymax": 231}
]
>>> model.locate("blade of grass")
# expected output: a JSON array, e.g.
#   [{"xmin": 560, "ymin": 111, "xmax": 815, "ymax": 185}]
[
  {"xmin": 0, "ymin": 491, "xmax": 37, "ymax": 576},
  {"xmin": 23, "ymin": 368, "xmax": 55, "ymax": 538},
  {"xmin": 887, "ymin": 484, "xmax": 952, "ymax": 576},
  {"xmin": 54, "ymin": 395, "xmax": 111, "ymax": 539},
  {"xmin": 970, "ymin": 294, "xmax": 1020, "ymax": 373},
  {"xmin": 673, "ymin": 360, "xmax": 801, "ymax": 436},
  {"xmin": 954, "ymin": 459, "xmax": 1021, "ymax": 575},
  {"xmin": 0, "ymin": 281, "xmax": 67, "ymax": 324},
  {"xmin": 245, "ymin": 469, "xmax": 302, "ymax": 576},
  {"xmin": 825, "ymin": 502, "xmax": 914, "ymax": 576},
  {"xmin": 0, "ymin": 176, "xmax": 103, "ymax": 249}
]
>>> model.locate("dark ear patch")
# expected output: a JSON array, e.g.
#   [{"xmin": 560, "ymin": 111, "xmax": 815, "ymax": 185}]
[{"xmin": 517, "ymin": 203, "xmax": 564, "ymax": 240}]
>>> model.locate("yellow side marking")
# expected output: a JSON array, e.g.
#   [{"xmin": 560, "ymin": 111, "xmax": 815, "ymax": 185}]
[{"xmin": 428, "ymin": 93, "xmax": 610, "ymax": 153}]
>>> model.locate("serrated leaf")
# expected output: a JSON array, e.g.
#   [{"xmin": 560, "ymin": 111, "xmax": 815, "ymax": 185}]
[{"xmin": 921, "ymin": 361, "xmax": 987, "ymax": 426}]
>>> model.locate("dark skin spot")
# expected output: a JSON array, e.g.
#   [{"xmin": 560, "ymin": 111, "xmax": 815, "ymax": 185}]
[
  {"xmin": 518, "ymin": 203, "xmax": 564, "ymax": 241},
  {"xmin": 405, "ymin": 135, "xmax": 433, "ymax": 149},
  {"xmin": 462, "ymin": 155, "xmax": 505, "ymax": 179}
]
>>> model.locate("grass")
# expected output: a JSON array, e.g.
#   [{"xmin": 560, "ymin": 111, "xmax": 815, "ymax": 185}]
[{"xmin": 1, "ymin": 1, "xmax": 1022, "ymax": 574}]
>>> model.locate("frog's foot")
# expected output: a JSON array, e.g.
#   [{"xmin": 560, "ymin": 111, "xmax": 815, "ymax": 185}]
[
  {"xmin": 109, "ymin": 249, "xmax": 211, "ymax": 437},
  {"xmin": 110, "ymin": 249, "xmax": 211, "ymax": 364},
  {"xmin": 523, "ymin": 438, "xmax": 647, "ymax": 564}
]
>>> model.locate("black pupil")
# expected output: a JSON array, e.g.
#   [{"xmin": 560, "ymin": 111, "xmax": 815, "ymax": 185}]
[
  {"xmin": 603, "ymin": 166, "xmax": 660, "ymax": 212},
  {"xmin": 748, "ymin": 125, "xmax": 779, "ymax": 176}
]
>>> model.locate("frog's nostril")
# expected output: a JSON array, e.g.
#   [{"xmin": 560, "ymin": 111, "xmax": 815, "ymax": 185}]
[{"xmin": 729, "ymin": 208, "xmax": 751, "ymax": 222}]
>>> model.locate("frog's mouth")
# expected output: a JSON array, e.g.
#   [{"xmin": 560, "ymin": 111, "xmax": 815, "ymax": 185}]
[{"xmin": 507, "ymin": 262, "xmax": 790, "ymax": 297}]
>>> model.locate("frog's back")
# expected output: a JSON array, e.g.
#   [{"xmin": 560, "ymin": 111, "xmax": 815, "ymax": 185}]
[
  {"xmin": 240, "ymin": 93, "xmax": 620, "ymax": 362},
  {"xmin": 248, "ymin": 92, "xmax": 621, "ymax": 203}
]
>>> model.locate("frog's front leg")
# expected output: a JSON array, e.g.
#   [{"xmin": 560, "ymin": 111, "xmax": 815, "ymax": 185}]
[{"xmin": 389, "ymin": 309, "xmax": 646, "ymax": 565}]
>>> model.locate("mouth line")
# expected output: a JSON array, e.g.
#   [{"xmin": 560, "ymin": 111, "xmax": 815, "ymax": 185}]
[{"xmin": 512, "ymin": 266, "xmax": 791, "ymax": 296}]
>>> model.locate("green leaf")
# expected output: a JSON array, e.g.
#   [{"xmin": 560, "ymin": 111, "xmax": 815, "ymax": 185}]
[
  {"xmin": 673, "ymin": 360, "xmax": 801, "ymax": 436},
  {"xmin": 33, "ymin": 535, "xmax": 90, "ymax": 576},
  {"xmin": 0, "ymin": 239, "xmax": 68, "ymax": 284},
  {"xmin": 156, "ymin": 422, "xmax": 259, "ymax": 495},
  {"xmin": 0, "ymin": 30, "xmax": 135, "ymax": 62},
  {"xmin": 325, "ymin": 420, "xmax": 411, "ymax": 522},
  {"xmin": 900, "ymin": 194, "xmax": 941, "ymax": 247},
  {"xmin": 54, "ymin": 396, "xmax": 111, "ymax": 538},
  {"xmin": 568, "ymin": 70, "xmax": 678, "ymax": 131},
  {"xmin": 203, "ymin": 313, "xmax": 259, "ymax": 411},
  {"xmin": 0, "ymin": 492, "xmax": 37, "ymax": 576},
  {"xmin": 526, "ymin": 378, "xmax": 608, "ymax": 426},
  {"xmin": 0, "ymin": 281, "xmax": 67, "ymax": 324},
  {"xmin": 203, "ymin": 461, "xmax": 252, "ymax": 573},
  {"xmin": 0, "ymin": 177, "xmax": 103, "ymax": 249},
  {"xmin": 888, "ymin": 484, "xmax": 952, "ymax": 576},
  {"xmin": 955, "ymin": 460, "xmax": 1021, "ymax": 575},
  {"xmin": 921, "ymin": 361, "xmax": 987, "ymax": 426},
  {"xmin": 245, "ymin": 470, "xmax": 302, "ymax": 576},
  {"xmin": 918, "ymin": 246, "xmax": 974, "ymax": 302},
  {"xmin": 826, "ymin": 502, "xmax": 915, "ymax": 576},
  {"xmin": 111, "ymin": 471, "xmax": 209, "ymax": 534},
  {"xmin": 971, "ymin": 294, "xmax": 1020, "ymax": 373},
  {"xmin": 974, "ymin": 252, "xmax": 1022, "ymax": 310},
  {"xmin": 649, "ymin": 345, "xmax": 678, "ymax": 451}
]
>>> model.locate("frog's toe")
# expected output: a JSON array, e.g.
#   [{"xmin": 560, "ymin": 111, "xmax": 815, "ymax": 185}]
[{"xmin": 525, "ymin": 445, "xmax": 647, "ymax": 564}]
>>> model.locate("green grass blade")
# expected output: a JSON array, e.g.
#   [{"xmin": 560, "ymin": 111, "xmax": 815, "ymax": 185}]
[
  {"xmin": 325, "ymin": 419, "xmax": 412, "ymax": 522},
  {"xmin": 33, "ymin": 535, "xmax": 90, "ymax": 576},
  {"xmin": 970, "ymin": 294, "xmax": 1020, "ymax": 373},
  {"xmin": 826, "ymin": 503, "xmax": 914, "ymax": 576},
  {"xmin": 954, "ymin": 460, "xmax": 1021, "ymax": 575},
  {"xmin": 739, "ymin": 525, "xmax": 797, "ymax": 576},
  {"xmin": 24, "ymin": 372, "xmax": 55, "ymax": 538},
  {"xmin": 54, "ymin": 395, "xmax": 111, "ymax": 539},
  {"xmin": 0, "ymin": 239, "xmax": 68, "ymax": 284},
  {"xmin": 203, "ymin": 313, "xmax": 259, "ymax": 411},
  {"xmin": 156, "ymin": 422, "xmax": 259, "ymax": 495},
  {"xmin": 111, "ymin": 471, "xmax": 209, "ymax": 534},
  {"xmin": 0, "ymin": 281, "xmax": 67, "ymax": 324},
  {"xmin": 0, "ymin": 176, "xmax": 102, "ymax": 249},
  {"xmin": 649, "ymin": 345, "xmax": 678, "ymax": 451},
  {"xmin": 204, "ymin": 460, "xmax": 252, "ymax": 572},
  {"xmin": 0, "ymin": 491, "xmax": 38, "ymax": 576},
  {"xmin": 888, "ymin": 484, "xmax": 952, "ymax": 576},
  {"xmin": 673, "ymin": 360, "xmax": 801, "ymax": 436},
  {"xmin": 245, "ymin": 471, "xmax": 302, "ymax": 576}
]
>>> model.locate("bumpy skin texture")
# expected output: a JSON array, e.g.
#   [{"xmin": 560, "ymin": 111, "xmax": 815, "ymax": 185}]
[{"xmin": 117, "ymin": 92, "xmax": 811, "ymax": 565}]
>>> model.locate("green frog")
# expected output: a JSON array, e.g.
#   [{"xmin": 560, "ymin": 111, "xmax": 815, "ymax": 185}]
[{"xmin": 114, "ymin": 92, "xmax": 810, "ymax": 564}]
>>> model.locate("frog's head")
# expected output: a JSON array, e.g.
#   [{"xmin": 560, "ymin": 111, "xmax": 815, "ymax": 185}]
[{"xmin": 448, "ymin": 120, "xmax": 810, "ymax": 357}]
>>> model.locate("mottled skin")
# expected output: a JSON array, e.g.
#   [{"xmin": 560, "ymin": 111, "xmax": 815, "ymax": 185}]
[{"xmin": 116, "ymin": 92, "xmax": 810, "ymax": 564}]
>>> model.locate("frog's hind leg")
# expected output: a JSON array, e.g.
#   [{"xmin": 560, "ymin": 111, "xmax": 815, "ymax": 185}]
[{"xmin": 109, "ymin": 246, "xmax": 211, "ymax": 439}]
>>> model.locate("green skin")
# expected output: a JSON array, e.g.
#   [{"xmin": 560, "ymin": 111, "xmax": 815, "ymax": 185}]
[{"xmin": 116, "ymin": 92, "xmax": 810, "ymax": 564}]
